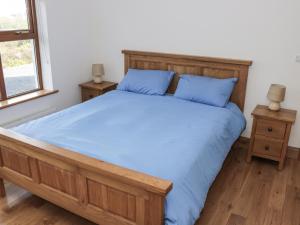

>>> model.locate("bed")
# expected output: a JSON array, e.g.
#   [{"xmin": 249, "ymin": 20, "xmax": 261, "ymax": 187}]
[{"xmin": 0, "ymin": 50, "xmax": 252, "ymax": 225}]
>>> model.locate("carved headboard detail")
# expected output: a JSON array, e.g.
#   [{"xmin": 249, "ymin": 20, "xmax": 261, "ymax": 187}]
[{"xmin": 122, "ymin": 50, "xmax": 252, "ymax": 111}]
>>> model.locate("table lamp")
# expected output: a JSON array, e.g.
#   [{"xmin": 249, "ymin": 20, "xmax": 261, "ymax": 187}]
[
  {"xmin": 92, "ymin": 64, "xmax": 105, "ymax": 83},
  {"xmin": 267, "ymin": 84, "xmax": 286, "ymax": 111}
]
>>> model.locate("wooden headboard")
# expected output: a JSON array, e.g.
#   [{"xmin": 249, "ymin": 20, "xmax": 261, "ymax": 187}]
[{"xmin": 122, "ymin": 50, "xmax": 252, "ymax": 111}]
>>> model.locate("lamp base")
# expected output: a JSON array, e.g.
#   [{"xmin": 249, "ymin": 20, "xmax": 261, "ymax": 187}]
[
  {"xmin": 93, "ymin": 76, "xmax": 103, "ymax": 84},
  {"xmin": 268, "ymin": 102, "xmax": 281, "ymax": 111}
]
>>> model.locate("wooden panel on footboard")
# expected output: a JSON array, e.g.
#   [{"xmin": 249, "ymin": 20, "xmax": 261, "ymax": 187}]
[{"xmin": 0, "ymin": 128, "xmax": 172, "ymax": 225}]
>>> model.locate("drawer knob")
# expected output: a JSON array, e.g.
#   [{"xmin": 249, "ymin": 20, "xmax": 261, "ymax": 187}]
[
  {"xmin": 267, "ymin": 127, "xmax": 273, "ymax": 132},
  {"xmin": 264, "ymin": 146, "xmax": 270, "ymax": 151}
]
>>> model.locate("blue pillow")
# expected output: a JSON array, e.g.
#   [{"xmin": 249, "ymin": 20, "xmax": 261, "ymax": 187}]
[
  {"xmin": 117, "ymin": 69, "xmax": 175, "ymax": 95},
  {"xmin": 174, "ymin": 75, "xmax": 238, "ymax": 107}
]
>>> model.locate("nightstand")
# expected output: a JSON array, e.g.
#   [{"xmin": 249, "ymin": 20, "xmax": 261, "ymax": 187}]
[
  {"xmin": 79, "ymin": 81, "xmax": 117, "ymax": 102},
  {"xmin": 247, "ymin": 105, "xmax": 297, "ymax": 170}
]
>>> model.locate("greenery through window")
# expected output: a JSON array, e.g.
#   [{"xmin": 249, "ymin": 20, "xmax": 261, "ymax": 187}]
[{"xmin": 0, "ymin": 0, "xmax": 43, "ymax": 100}]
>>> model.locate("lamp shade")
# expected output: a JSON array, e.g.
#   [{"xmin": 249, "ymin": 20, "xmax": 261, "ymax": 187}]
[
  {"xmin": 267, "ymin": 84, "xmax": 286, "ymax": 102},
  {"xmin": 92, "ymin": 64, "xmax": 105, "ymax": 76}
]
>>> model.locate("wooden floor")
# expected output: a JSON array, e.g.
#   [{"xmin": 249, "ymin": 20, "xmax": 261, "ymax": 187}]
[{"xmin": 0, "ymin": 144, "xmax": 299, "ymax": 225}]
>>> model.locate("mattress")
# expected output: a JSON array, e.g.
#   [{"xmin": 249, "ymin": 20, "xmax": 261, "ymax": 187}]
[{"xmin": 12, "ymin": 90, "xmax": 246, "ymax": 225}]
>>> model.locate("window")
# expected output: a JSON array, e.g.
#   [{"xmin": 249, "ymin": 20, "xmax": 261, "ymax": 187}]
[{"xmin": 0, "ymin": 0, "xmax": 43, "ymax": 101}]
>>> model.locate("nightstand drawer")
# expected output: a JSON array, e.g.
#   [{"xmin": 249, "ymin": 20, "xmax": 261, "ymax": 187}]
[
  {"xmin": 82, "ymin": 88, "xmax": 102, "ymax": 101},
  {"xmin": 253, "ymin": 136, "xmax": 283, "ymax": 158},
  {"xmin": 256, "ymin": 119, "xmax": 286, "ymax": 139},
  {"xmin": 80, "ymin": 81, "xmax": 117, "ymax": 103}
]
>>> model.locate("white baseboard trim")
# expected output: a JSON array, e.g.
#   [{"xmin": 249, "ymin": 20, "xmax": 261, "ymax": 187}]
[{"xmin": 1, "ymin": 107, "xmax": 57, "ymax": 128}]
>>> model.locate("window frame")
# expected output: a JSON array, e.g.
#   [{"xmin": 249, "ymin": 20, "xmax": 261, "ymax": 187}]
[{"xmin": 0, "ymin": 0, "xmax": 43, "ymax": 101}]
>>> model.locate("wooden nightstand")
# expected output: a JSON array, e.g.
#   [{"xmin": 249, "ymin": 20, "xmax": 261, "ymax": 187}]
[
  {"xmin": 79, "ymin": 81, "xmax": 117, "ymax": 102},
  {"xmin": 247, "ymin": 105, "xmax": 297, "ymax": 170}
]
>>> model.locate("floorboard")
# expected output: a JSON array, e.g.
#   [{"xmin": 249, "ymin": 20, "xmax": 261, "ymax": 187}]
[{"xmin": 0, "ymin": 144, "xmax": 299, "ymax": 225}]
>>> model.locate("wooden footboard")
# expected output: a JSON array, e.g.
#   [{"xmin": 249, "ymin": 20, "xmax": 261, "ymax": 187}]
[{"xmin": 0, "ymin": 128, "xmax": 172, "ymax": 225}]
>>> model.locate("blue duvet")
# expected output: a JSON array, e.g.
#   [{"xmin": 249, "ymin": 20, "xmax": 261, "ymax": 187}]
[{"xmin": 12, "ymin": 90, "xmax": 246, "ymax": 225}]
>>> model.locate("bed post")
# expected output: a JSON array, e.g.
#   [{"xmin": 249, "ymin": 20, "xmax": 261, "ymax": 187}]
[
  {"xmin": 0, "ymin": 148, "xmax": 5, "ymax": 198},
  {"xmin": 148, "ymin": 194, "xmax": 165, "ymax": 225},
  {"xmin": 0, "ymin": 179, "xmax": 5, "ymax": 198}
]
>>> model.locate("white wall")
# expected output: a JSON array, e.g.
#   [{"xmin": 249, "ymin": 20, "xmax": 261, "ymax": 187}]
[
  {"xmin": 1, "ymin": 0, "xmax": 299, "ymax": 147},
  {"xmin": 0, "ymin": 0, "xmax": 94, "ymax": 126},
  {"xmin": 91, "ymin": 0, "xmax": 300, "ymax": 147}
]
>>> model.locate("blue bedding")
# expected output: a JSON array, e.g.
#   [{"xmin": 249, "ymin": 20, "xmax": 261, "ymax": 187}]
[{"xmin": 12, "ymin": 90, "xmax": 246, "ymax": 225}]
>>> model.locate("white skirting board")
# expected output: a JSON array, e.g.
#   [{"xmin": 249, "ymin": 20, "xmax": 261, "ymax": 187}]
[{"xmin": 0, "ymin": 107, "xmax": 57, "ymax": 128}]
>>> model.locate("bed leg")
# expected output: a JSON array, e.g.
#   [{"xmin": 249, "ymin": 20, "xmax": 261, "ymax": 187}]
[{"xmin": 0, "ymin": 179, "xmax": 6, "ymax": 198}]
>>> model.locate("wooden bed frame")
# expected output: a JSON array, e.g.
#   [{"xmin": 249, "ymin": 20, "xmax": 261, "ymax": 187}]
[{"xmin": 0, "ymin": 50, "xmax": 252, "ymax": 225}]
